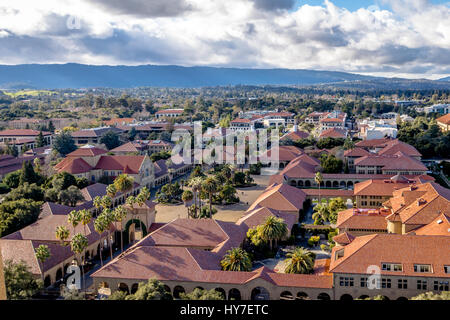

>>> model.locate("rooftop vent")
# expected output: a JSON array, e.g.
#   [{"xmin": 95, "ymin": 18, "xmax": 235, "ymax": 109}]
[
  {"xmin": 417, "ymin": 198, "xmax": 427, "ymax": 206},
  {"xmin": 437, "ymin": 220, "xmax": 443, "ymax": 224}
]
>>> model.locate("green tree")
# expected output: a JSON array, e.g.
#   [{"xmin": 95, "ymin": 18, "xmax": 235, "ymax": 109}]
[
  {"xmin": 4, "ymin": 260, "xmax": 42, "ymax": 300},
  {"xmin": 258, "ymin": 216, "xmax": 288, "ymax": 250},
  {"xmin": 113, "ymin": 205, "xmax": 127, "ymax": 253},
  {"xmin": 180, "ymin": 288, "xmax": 225, "ymax": 300},
  {"xmin": 93, "ymin": 215, "xmax": 108, "ymax": 267},
  {"xmin": 35, "ymin": 245, "xmax": 51, "ymax": 283},
  {"xmin": 113, "ymin": 174, "xmax": 134, "ymax": 194},
  {"xmin": 126, "ymin": 279, "xmax": 173, "ymax": 300},
  {"xmin": 181, "ymin": 190, "xmax": 194, "ymax": 217},
  {"xmin": 0, "ymin": 199, "xmax": 42, "ymax": 237},
  {"xmin": 19, "ymin": 161, "xmax": 38, "ymax": 185},
  {"xmin": 3, "ymin": 171, "xmax": 21, "ymax": 189},
  {"xmin": 314, "ymin": 172, "xmax": 323, "ymax": 203},
  {"xmin": 220, "ymin": 247, "xmax": 252, "ymax": 272},
  {"xmin": 70, "ymin": 233, "xmax": 88, "ymax": 292},
  {"xmin": 58, "ymin": 185, "xmax": 84, "ymax": 207},
  {"xmin": 6, "ymin": 183, "xmax": 44, "ymax": 202},
  {"xmin": 202, "ymin": 177, "xmax": 218, "ymax": 218},
  {"xmin": 100, "ymin": 131, "xmax": 121, "ymax": 150},
  {"xmin": 411, "ymin": 291, "xmax": 450, "ymax": 300},
  {"xmin": 320, "ymin": 154, "xmax": 343, "ymax": 174},
  {"xmin": 35, "ymin": 131, "xmax": 44, "ymax": 148},
  {"xmin": 53, "ymin": 132, "xmax": 77, "ymax": 156},
  {"xmin": 284, "ymin": 247, "xmax": 316, "ymax": 274}
]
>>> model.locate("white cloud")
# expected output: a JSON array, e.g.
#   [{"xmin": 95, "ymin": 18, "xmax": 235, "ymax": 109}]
[{"xmin": 0, "ymin": 0, "xmax": 448, "ymax": 79}]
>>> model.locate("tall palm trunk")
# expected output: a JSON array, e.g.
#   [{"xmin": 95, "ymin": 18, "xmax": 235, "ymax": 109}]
[
  {"xmin": 99, "ymin": 241, "xmax": 104, "ymax": 267},
  {"xmin": 209, "ymin": 193, "xmax": 213, "ymax": 218},
  {"xmin": 108, "ymin": 230, "xmax": 113, "ymax": 261}
]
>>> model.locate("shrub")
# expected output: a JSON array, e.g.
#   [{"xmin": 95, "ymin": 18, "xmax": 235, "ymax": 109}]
[{"xmin": 307, "ymin": 235, "xmax": 320, "ymax": 247}]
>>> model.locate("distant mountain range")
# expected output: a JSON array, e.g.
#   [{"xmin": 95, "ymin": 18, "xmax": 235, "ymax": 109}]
[
  {"xmin": 439, "ymin": 76, "xmax": 450, "ymax": 81},
  {"xmin": 0, "ymin": 63, "xmax": 448, "ymax": 90}
]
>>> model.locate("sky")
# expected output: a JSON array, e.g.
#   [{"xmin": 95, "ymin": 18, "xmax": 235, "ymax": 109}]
[{"xmin": 0, "ymin": 0, "xmax": 449, "ymax": 79}]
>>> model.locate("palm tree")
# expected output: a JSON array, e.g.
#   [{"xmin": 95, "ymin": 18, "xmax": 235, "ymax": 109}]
[
  {"xmin": 55, "ymin": 225, "xmax": 70, "ymax": 279},
  {"xmin": 79, "ymin": 209, "xmax": 92, "ymax": 262},
  {"xmin": 35, "ymin": 245, "xmax": 51, "ymax": 284},
  {"xmin": 135, "ymin": 187, "xmax": 150, "ymax": 234},
  {"xmin": 93, "ymin": 196, "xmax": 102, "ymax": 216},
  {"xmin": 181, "ymin": 190, "xmax": 194, "ymax": 217},
  {"xmin": 125, "ymin": 196, "xmax": 138, "ymax": 242},
  {"xmin": 93, "ymin": 215, "xmax": 108, "ymax": 267},
  {"xmin": 220, "ymin": 247, "xmax": 252, "ymax": 272},
  {"xmin": 70, "ymin": 233, "xmax": 88, "ymax": 292},
  {"xmin": 101, "ymin": 195, "xmax": 112, "ymax": 210},
  {"xmin": 106, "ymin": 184, "xmax": 117, "ymax": 198},
  {"xmin": 113, "ymin": 205, "xmax": 127, "ymax": 253},
  {"xmin": 202, "ymin": 177, "xmax": 218, "ymax": 218},
  {"xmin": 55, "ymin": 225, "xmax": 70, "ymax": 246},
  {"xmin": 258, "ymin": 216, "xmax": 288, "ymax": 251},
  {"xmin": 102, "ymin": 209, "xmax": 114, "ymax": 261},
  {"xmin": 315, "ymin": 172, "xmax": 323, "ymax": 204},
  {"xmin": 114, "ymin": 174, "xmax": 134, "ymax": 195},
  {"xmin": 68, "ymin": 210, "xmax": 81, "ymax": 235},
  {"xmin": 189, "ymin": 177, "xmax": 203, "ymax": 217},
  {"xmin": 284, "ymin": 247, "xmax": 315, "ymax": 274}
]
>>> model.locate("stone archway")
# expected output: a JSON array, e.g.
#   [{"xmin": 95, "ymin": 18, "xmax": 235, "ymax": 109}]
[
  {"xmin": 251, "ymin": 287, "xmax": 270, "ymax": 300},
  {"xmin": 297, "ymin": 180, "xmax": 304, "ymax": 187},
  {"xmin": 325, "ymin": 181, "xmax": 332, "ymax": 188},
  {"xmin": 131, "ymin": 283, "xmax": 139, "ymax": 294},
  {"xmin": 333, "ymin": 181, "xmax": 339, "ymax": 188},
  {"xmin": 280, "ymin": 291, "xmax": 295, "ymax": 300},
  {"xmin": 118, "ymin": 283, "xmax": 130, "ymax": 294},
  {"xmin": 55, "ymin": 268, "xmax": 63, "ymax": 281},
  {"xmin": 305, "ymin": 180, "xmax": 311, "ymax": 187},
  {"xmin": 340, "ymin": 181, "xmax": 346, "ymax": 188},
  {"xmin": 340, "ymin": 294, "xmax": 353, "ymax": 301},
  {"xmin": 44, "ymin": 275, "xmax": 52, "ymax": 288},
  {"xmin": 317, "ymin": 292, "xmax": 331, "ymax": 300},
  {"xmin": 214, "ymin": 288, "xmax": 226, "ymax": 299},
  {"xmin": 173, "ymin": 286, "xmax": 185, "ymax": 299},
  {"xmin": 296, "ymin": 292, "xmax": 309, "ymax": 300},
  {"xmin": 124, "ymin": 219, "xmax": 148, "ymax": 244},
  {"xmin": 228, "ymin": 288, "xmax": 241, "ymax": 300}
]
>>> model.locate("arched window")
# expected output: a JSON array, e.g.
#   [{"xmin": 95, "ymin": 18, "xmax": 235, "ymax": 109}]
[
  {"xmin": 340, "ymin": 294, "xmax": 353, "ymax": 301},
  {"xmin": 251, "ymin": 287, "xmax": 270, "ymax": 300},
  {"xmin": 214, "ymin": 288, "xmax": 226, "ymax": 299},
  {"xmin": 118, "ymin": 283, "xmax": 130, "ymax": 294},
  {"xmin": 280, "ymin": 291, "xmax": 294, "ymax": 300},
  {"xmin": 131, "ymin": 283, "xmax": 139, "ymax": 294},
  {"xmin": 228, "ymin": 288, "xmax": 241, "ymax": 301},
  {"xmin": 317, "ymin": 293, "xmax": 331, "ymax": 300},
  {"xmin": 173, "ymin": 286, "xmax": 185, "ymax": 299},
  {"xmin": 296, "ymin": 292, "xmax": 309, "ymax": 300}
]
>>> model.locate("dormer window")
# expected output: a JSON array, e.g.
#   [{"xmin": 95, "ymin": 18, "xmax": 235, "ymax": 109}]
[
  {"xmin": 335, "ymin": 249, "xmax": 344, "ymax": 260},
  {"xmin": 381, "ymin": 263, "xmax": 403, "ymax": 271},
  {"xmin": 414, "ymin": 264, "xmax": 432, "ymax": 273}
]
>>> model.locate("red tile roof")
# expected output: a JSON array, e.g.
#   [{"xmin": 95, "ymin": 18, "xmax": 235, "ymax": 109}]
[
  {"xmin": 413, "ymin": 213, "xmax": 450, "ymax": 236},
  {"xmin": 54, "ymin": 157, "xmax": 93, "ymax": 174},
  {"xmin": 231, "ymin": 118, "xmax": 251, "ymax": 124},
  {"xmin": 336, "ymin": 208, "xmax": 390, "ymax": 230},
  {"xmin": 319, "ymin": 128, "xmax": 347, "ymax": 139},
  {"xmin": 0, "ymin": 129, "xmax": 51, "ymax": 136},
  {"xmin": 94, "ymin": 155, "xmax": 146, "ymax": 174},
  {"xmin": 67, "ymin": 146, "xmax": 108, "ymax": 157},
  {"xmin": 155, "ymin": 109, "xmax": 184, "ymax": 114},
  {"xmin": 332, "ymin": 232, "xmax": 355, "ymax": 246},
  {"xmin": 281, "ymin": 130, "xmax": 309, "ymax": 141},
  {"xmin": 354, "ymin": 153, "xmax": 427, "ymax": 171},
  {"xmin": 343, "ymin": 147, "xmax": 371, "ymax": 158},
  {"xmin": 353, "ymin": 178, "xmax": 415, "ymax": 197},
  {"xmin": 247, "ymin": 183, "xmax": 306, "ymax": 213},
  {"xmin": 437, "ymin": 113, "xmax": 450, "ymax": 125},
  {"xmin": 329, "ymin": 234, "xmax": 450, "ymax": 278}
]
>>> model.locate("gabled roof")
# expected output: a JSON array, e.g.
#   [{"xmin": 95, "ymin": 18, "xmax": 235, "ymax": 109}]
[
  {"xmin": 319, "ymin": 128, "xmax": 347, "ymax": 139},
  {"xmin": 155, "ymin": 109, "xmax": 184, "ymax": 114},
  {"xmin": 262, "ymin": 146, "xmax": 304, "ymax": 162},
  {"xmin": 353, "ymin": 178, "xmax": 414, "ymax": 196},
  {"xmin": 336, "ymin": 209, "xmax": 389, "ymax": 230},
  {"xmin": 67, "ymin": 145, "xmax": 108, "ymax": 157},
  {"xmin": 354, "ymin": 153, "xmax": 427, "ymax": 171},
  {"xmin": 332, "ymin": 232, "xmax": 355, "ymax": 246},
  {"xmin": 237, "ymin": 207, "xmax": 297, "ymax": 232},
  {"xmin": 377, "ymin": 139, "xmax": 422, "ymax": 158},
  {"xmin": 94, "ymin": 155, "xmax": 147, "ymax": 174},
  {"xmin": 0, "ymin": 129, "xmax": 51, "ymax": 136},
  {"xmin": 54, "ymin": 157, "xmax": 93, "ymax": 174},
  {"xmin": 437, "ymin": 113, "xmax": 450, "ymax": 125},
  {"xmin": 329, "ymin": 234, "xmax": 450, "ymax": 278},
  {"xmin": 247, "ymin": 183, "xmax": 306, "ymax": 212},
  {"xmin": 413, "ymin": 213, "xmax": 450, "ymax": 236},
  {"xmin": 385, "ymin": 182, "xmax": 450, "ymax": 226},
  {"xmin": 280, "ymin": 130, "xmax": 309, "ymax": 141},
  {"xmin": 343, "ymin": 147, "xmax": 371, "ymax": 158}
]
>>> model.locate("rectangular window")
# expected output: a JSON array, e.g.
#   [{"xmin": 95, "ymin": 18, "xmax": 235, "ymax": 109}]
[
  {"xmin": 361, "ymin": 277, "xmax": 367, "ymax": 287},
  {"xmin": 434, "ymin": 281, "xmax": 449, "ymax": 291},
  {"xmin": 382, "ymin": 263, "xmax": 403, "ymax": 272},
  {"xmin": 444, "ymin": 266, "xmax": 450, "ymax": 274},
  {"xmin": 398, "ymin": 279, "xmax": 407, "ymax": 289},
  {"xmin": 339, "ymin": 277, "xmax": 354, "ymax": 287},
  {"xmin": 414, "ymin": 264, "xmax": 432, "ymax": 273},
  {"xmin": 417, "ymin": 280, "xmax": 427, "ymax": 290},
  {"xmin": 381, "ymin": 278, "xmax": 391, "ymax": 289}
]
